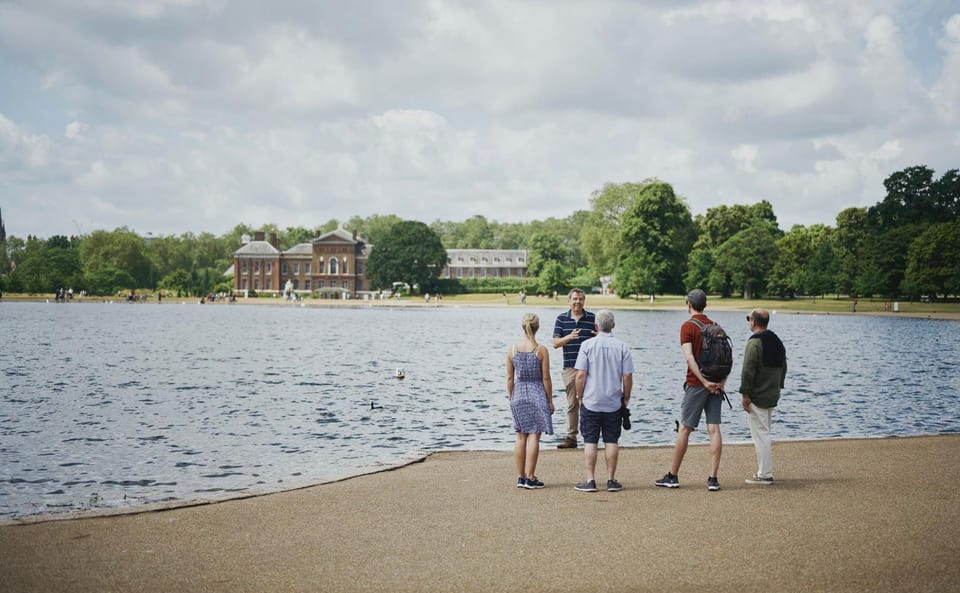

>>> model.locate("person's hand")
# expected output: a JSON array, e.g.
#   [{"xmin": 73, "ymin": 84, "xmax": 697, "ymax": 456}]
[
  {"xmin": 569, "ymin": 328, "xmax": 580, "ymax": 342},
  {"xmin": 741, "ymin": 394, "xmax": 751, "ymax": 412},
  {"xmin": 548, "ymin": 400, "xmax": 555, "ymax": 414}
]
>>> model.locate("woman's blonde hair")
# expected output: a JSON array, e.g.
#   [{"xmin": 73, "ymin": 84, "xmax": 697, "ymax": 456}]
[{"xmin": 522, "ymin": 313, "xmax": 540, "ymax": 348}]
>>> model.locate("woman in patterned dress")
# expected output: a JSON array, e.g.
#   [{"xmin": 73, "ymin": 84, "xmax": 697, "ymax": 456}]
[{"xmin": 506, "ymin": 313, "xmax": 555, "ymax": 489}]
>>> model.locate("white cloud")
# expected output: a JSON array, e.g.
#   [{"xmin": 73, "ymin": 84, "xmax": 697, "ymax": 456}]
[
  {"xmin": 64, "ymin": 121, "xmax": 88, "ymax": 140},
  {"xmin": 731, "ymin": 144, "xmax": 759, "ymax": 172},
  {"xmin": 0, "ymin": 1, "xmax": 956, "ymax": 238}
]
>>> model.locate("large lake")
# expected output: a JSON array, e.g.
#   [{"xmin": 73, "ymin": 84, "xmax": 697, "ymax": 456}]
[{"xmin": 1, "ymin": 301, "xmax": 958, "ymax": 520}]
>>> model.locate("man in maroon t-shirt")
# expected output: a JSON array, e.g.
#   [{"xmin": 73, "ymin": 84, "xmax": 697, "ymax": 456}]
[{"xmin": 655, "ymin": 289, "xmax": 727, "ymax": 491}]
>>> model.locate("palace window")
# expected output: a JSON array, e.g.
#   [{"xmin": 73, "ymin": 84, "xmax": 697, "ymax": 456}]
[
  {"xmin": 329, "ymin": 258, "xmax": 339, "ymax": 275},
  {"xmin": 281, "ymin": 262, "xmax": 288, "ymax": 274}
]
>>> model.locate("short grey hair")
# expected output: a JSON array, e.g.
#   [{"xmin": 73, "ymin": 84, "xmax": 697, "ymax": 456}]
[{"xmin": 596, "ymin": 309, "xmax": 615, "ymax": 332}]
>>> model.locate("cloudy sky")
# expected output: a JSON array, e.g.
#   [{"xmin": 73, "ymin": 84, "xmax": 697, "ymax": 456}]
[{"xmin": 1, "ymin": 0, "xmax": 958, "ymax": 239}]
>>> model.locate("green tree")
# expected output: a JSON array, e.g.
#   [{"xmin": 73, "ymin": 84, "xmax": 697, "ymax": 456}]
[
  {"xmin": 686, "ymin": 201, "xmax": 779, "ymax": 295},
  {"xmin": 856, "ymin": 225, "xmax": 926, "ymax": 298},
  {"xmin": 581, "ymin": 181, "xmax": 652, "ymax": 277},
  {"xmin": 493, "ymin": 221, "xmax": 528, "ymax": 250},
  {"xmin": 615, "ymin": 250, "xmax": 662, "ymax": 298},
  {"xmin": 366, "ymin": 220, "xmax": 447, "ymax": 294},
  {"xmin": 344, "ymin": 214, "xmax": 403, "ymax": 246},
  {"xmin": 527, "ymin": 230, "xmax": 568, "ymax": 277},
  {"xmin": 537, "ymin": 260, "xmax": 569, "ymax": 294},
  {"xmin": 768, "ymin": 224, "xmax": 835, "ymax": 297},
  {"xmin": 438, "ymin": 215, "xmax": 496, "ymax": 249},
  {"xmin": 868, "ymin": 166, "xmax": 959, "ymax": 231},
  {"xmin": 147, "ymin": 235, "xmax": 191, "ymax": 283},
  {"xmin": 617, "ymin": 181, "xmax": 695, "ymax": 294},
  {"xmin": 80, "ymin": 228, "xmax": 155, "ymax": 288},
  {"xmin": 684, "ymin": 248, "xmax": 715, "ymax": 295},
  {"xmin": 84, "ymin": 267, "xmax": 137, "ymax": 296},
  {"xmin": 903, "ymin": 220, "xmax": 960, "ymax": 298},
  {"xmin": 834, "ymin": 207, "xmax": 868, "ymax": 296},
  {"xmin": 807, "ymin": 235, "xmax": 839, "ymax": 297},
  {"xmin": 279, "ymin": 227, "xmax": 315, "ymax": 250},
  {"xmin": 158, "ymin": 269, "xmax": 192, "ymax": 296},
  {"xmin": 712, "ymin": 223, "xmax": 779, "ymax": 299},
  {"xmin": 7, "ymin": 236, "xmax": 83, "ymax": 293}
]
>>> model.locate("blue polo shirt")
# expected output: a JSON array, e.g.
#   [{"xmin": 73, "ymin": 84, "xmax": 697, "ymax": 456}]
[
  {"xmin": 553, "ymin": 309, "xmax": 596, "ymax": 368},
  {"xmin": 574, "ymin": 332, "xmax": 634, "ymax": 413}
]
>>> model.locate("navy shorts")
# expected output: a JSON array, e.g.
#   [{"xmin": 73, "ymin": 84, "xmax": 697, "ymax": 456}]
[
  {"xmin": 579, "ymin": 405, "xmax": 622, "ymax": 444},
  {"xmin": 680, "ymin": 384, "xmax": 722, "ymax": 428}
]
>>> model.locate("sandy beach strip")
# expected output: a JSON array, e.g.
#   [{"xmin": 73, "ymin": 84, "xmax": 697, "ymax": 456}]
[{"xmin": 2, "ymin": 435, "xmax": 958, "ymax": 593}]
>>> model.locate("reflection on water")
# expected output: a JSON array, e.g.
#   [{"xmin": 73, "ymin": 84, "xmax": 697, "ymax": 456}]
[{"xmin": 1, "ymin": 302, "xmax": 957, "ymax": 519}]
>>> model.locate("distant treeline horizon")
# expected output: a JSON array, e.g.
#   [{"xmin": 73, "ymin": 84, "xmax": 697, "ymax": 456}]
[{"xmin": 1, "ymin": 164, "xmax": 957, "ymax": 300}]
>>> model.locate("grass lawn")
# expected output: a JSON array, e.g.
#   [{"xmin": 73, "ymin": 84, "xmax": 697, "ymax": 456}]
[
  {"xmin": 436, "ymin": 292, "xmax": 960, "ymax": 318},
  {"xmin": 4, "ymin": 291, "xmax": 958, "ymax": 319}
]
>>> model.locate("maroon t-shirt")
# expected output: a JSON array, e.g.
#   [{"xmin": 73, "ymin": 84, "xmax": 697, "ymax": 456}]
[{"xmin": 680, "ymin": 314, "xmax": 712, "ymax": 387}]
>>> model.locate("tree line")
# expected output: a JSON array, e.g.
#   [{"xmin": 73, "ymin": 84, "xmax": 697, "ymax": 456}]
[{"xmin": 0, "ymin": 164, "xmax": 957, "ymax": 300}]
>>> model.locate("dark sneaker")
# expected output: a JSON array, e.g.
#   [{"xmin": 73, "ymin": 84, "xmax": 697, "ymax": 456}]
[
  {"xmin": 745, "ymin": 475, "xmax": 774, "ymax": 485},
  {"xmin": 655, "ymin": 472, "xmax": 680, "ymax": 488},
  {"xmin": 524, "ymin": 478, "xmax": 545, "ymax": 489},
  {"xmin": 557, "ymin": 438, "xmax": 578, "ymax": 449},
  {"xmin": 707, "ymin": 476, "xmax": 720, "ymax": 491},
  {"xmin": 516, "ymin": 477, "xmax": 527, "ymax": 488},
  {"xmin": 606, "ymin": 479, "xmax": 623, "ymax": 492},
  {"xmin": 574, "ymin": 480, "xmax": 597, "ymax": 492}
]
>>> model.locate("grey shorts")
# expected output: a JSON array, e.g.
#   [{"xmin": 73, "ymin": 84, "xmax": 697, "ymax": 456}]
[{"xmin": 680, "ymin": 384, "xmax": 722, "ymax": 429}]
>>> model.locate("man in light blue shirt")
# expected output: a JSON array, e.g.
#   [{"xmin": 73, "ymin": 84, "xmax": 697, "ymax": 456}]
[{"xmin": 572, "ymin": 310, "xmax": 634, "ymax": 492}]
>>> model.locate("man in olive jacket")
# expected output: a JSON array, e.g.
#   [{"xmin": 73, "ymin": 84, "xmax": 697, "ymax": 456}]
[{"xmin": 740, "ymin": 309, "xmax": 787, "ymax": 484}]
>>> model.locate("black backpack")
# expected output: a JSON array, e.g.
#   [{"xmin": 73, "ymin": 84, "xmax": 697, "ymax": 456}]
[{"xmin": 688, "ymin": 318, "xmax": 733, "ymax": 381}]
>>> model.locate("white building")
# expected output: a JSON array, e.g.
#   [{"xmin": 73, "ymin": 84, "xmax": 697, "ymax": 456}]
[{"xmin": 442, "ymin": 249, "xmax": 528, "ymax": 279}]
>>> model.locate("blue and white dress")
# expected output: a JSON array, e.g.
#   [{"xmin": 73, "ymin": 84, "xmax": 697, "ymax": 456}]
[{"xmin": 510, "ymin": 348, "xmax": 554, "ymax": 435}]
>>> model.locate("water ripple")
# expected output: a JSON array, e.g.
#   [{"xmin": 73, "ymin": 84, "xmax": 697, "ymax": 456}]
[{"xmin": 1, "ymin": 303, "xmax": 958, "ymax": 520}]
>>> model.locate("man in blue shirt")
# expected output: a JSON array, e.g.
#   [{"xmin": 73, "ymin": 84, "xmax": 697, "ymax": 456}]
[
  {"xmin": 552, "ymin": 288, "xmax": 596, "ymax": 449},
  {"xmin": 572, "ymin": 310, "xmax": 634, "ymax": 492}
]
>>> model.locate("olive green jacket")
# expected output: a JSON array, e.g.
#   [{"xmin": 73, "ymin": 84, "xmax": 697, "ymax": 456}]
[{"xmin": 739, "ymin": 332, "xmax": 787, "ymax": 409}]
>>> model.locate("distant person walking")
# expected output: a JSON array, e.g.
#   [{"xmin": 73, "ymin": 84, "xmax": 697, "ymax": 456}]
[
  {"xmin": 740, "ymin": 309, "xmax": 787, "ymax": 484},
  {"xmin": 507, "ymin": 313, "xmax": 555, "ymax": 489},
  {"xmin": 553, "ymin": 288, "xmax": 596, "ymax": 449},
  {"xmin": 656, "ymin": 289, "xmax": 727, "ymax": 491},
  {"xmin": 572, "ymin": 310, "xmax": 634, "ymax": 492}
]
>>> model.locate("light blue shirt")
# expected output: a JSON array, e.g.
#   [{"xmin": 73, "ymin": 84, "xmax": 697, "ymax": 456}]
[{"xmin": 574, "ymin": 333, "xmax": 634, "ymax": 413}]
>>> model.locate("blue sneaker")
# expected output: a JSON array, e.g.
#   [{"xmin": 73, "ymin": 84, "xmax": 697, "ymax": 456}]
[
  {"xmin": 707, "ymin": 476, "xmax": 720, "ymax": 491},
  {"xmin": 655, "ymin": 472, "xmax": 680, "ymax": 488},
  {"xmin": 574, "ymin": 479, "xmax": 597, "ymax": 492},
  {"xmin": 524, "ymin": 478, "xmax": 545, "ymax": 489},
  {"xmin": 516, "ymin": 477, "xmax": 527, "ymax": 488}
]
